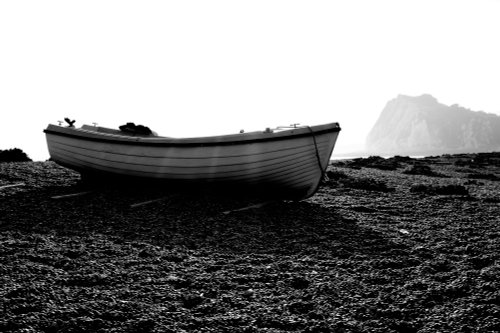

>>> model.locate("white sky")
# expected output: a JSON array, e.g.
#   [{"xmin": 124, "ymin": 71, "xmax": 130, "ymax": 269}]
[{"xmin": 1, "ymin": 0, "xmax": 499, "ymax": 161}]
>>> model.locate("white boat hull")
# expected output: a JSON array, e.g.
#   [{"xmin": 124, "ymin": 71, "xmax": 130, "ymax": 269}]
[{"xmin": 44, "ymin": 123, "xmax": 341, "ymax": 199}]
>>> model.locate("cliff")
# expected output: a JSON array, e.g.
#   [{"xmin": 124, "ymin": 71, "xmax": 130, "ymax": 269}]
[{"xmin": 366, "ymin": 94, "xmax": 500, "ymax": 155}]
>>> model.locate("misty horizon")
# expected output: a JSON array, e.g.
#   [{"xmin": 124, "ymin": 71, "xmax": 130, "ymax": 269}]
[{"xmin": 3, "ymin": 92, "xmax": 500, "ymax": 162}]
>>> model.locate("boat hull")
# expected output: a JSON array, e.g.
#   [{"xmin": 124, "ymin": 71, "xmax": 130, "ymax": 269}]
[{"xmin": 44, "ymin": 123, "xmax": 341, "ymax": 199}]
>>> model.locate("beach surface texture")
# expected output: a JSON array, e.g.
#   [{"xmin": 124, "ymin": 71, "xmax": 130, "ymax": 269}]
[{"xmin": 1, "ymin": 153, "xmax": 499, "ymax": 332}]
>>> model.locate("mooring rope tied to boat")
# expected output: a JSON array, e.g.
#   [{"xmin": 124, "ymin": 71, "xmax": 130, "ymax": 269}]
[
  {"xmin": 51, "ymin": 191, "xmax": 93, "ymax": 200},
  {"xmin": 0, "ymin": 183, "xmax": 26, "ymax": 190},
  {"xmin": 274, "ymin": 124, "xmax": 328, "ymax": 181},
  {"xmin": 306, "ymin": 126, "xmax": 329, "ymax": 182},
  {"xmin": 222, "ymin": 201, "xmax": 273, "ymax": 215},
  {"xmin": 130, "ymin": 196, "xmax": 170, "ymax": 208}
]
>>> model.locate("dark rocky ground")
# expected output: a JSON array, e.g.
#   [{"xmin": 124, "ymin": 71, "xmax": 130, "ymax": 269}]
[{"xmin": 0, "ymin": 153, "xmax": 499, "ymax": 332}]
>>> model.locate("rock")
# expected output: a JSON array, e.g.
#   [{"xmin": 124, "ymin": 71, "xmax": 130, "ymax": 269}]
[
  {"xmin": 343, "ymin": 156, "xmax": 402, "ymax": 170},
  {"xmin": 290, "ymin": 276, "xmax": 310, "ymax": 289},
  {"xmin": 403, "ymin": 164, "xmax": 444, "ymax": 177},
  {"xmin": 410, "ymin": 184, "xmax": 469, "ymax": 196},
  {"xmin": 181, "ymin": 293, "xmax": 205, "ymax": 308},
  {"xmin": 242, "ymin": 289, "xmax": 255, "ymax": 298},
  {"xmin": 340, "ymin": 176, "xmax": 395, "ymax": 192},
  {"xmin": 0, "ymin": 148, "xmax": 32, "ymax": 162},
  {"xmin": 366, "ymin": 94, "xmax": 500, "ymax": 155}
]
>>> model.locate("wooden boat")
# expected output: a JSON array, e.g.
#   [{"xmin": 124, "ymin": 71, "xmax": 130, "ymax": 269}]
[{"xmin": 44, "ymin": 122, "xmax": 341, "ymax": 199}]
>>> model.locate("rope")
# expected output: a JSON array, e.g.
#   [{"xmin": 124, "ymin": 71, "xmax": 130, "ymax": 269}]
[{"xmin": 307, "ymin": 126, "xmax": 329, "ymax": 182}]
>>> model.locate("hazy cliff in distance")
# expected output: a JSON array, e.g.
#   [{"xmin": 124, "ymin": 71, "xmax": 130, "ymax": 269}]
[{"xmin": 366, "ymin": 94, "xmax": 500, "ymax": 156}]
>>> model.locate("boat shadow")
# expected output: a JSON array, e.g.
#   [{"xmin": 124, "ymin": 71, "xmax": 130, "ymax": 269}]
[{"xmin": 2, "ymin": 185, "xmax": 405, "ymax": 259}]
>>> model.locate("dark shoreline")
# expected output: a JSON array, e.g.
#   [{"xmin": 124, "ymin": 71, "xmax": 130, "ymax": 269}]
[
  {"xmin": 331, "ymin": 149, "xmax": 500, "ymax": 160},
  {"xmin": 1, "ymin": 153, "xmax": 499, "ymax": 332}
]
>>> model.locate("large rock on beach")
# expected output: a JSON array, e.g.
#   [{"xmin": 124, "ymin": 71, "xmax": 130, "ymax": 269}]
[
  {"xmin": 0, "ymin": 148, "xmax": 32, "ymax": 163},
  {"xmin": 366, "ymin": 94, "xmax": 500, "ymax": 155}
]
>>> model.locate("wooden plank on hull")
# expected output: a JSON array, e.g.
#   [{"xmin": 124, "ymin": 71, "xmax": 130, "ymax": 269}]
[
  {"xmin": 53, "ymin": 145, "xmax": 322, "ymax": 183},
  {"xmin": 48, "ymin": 142, "xmax": 325, "ymax": 174},
  {"xmin": 51, "ymin": 148, "xmax": 322, "ymax": 183},
  {"xmin": 47, "ymin": 131, "xmax": 335, "ymax": 161},
  {"xmin": 50, "ymin": 138, "xmax": 328, "ymax": 174},
  {"xmin": 48, "ymin": 135, "xmax": 333, "ymax": 167}
]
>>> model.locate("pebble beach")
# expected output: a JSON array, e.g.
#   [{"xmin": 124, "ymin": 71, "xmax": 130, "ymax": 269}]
[{"xmin": 1, "ymin": 153, "xmax": 499, "ymax": 332}]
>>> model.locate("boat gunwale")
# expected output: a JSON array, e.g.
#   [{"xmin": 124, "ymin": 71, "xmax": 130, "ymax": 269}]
[
  {"xmin": 44, "ymin": 123, "xmax": 341, "ymax": 148},
  {"xmin": 47, "ymin": 132, "xmax": 333, "ymax": 160}
]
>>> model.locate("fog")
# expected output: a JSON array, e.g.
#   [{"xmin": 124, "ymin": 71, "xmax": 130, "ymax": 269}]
[{"xmin": 1, "ymin": 0, "xmax": 499, "ymax": 161}]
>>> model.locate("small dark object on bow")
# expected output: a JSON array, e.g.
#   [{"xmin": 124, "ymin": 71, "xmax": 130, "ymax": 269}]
[{"xmin": 64, "ymin": 118, "xmax": 76, "ymax": 127}]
